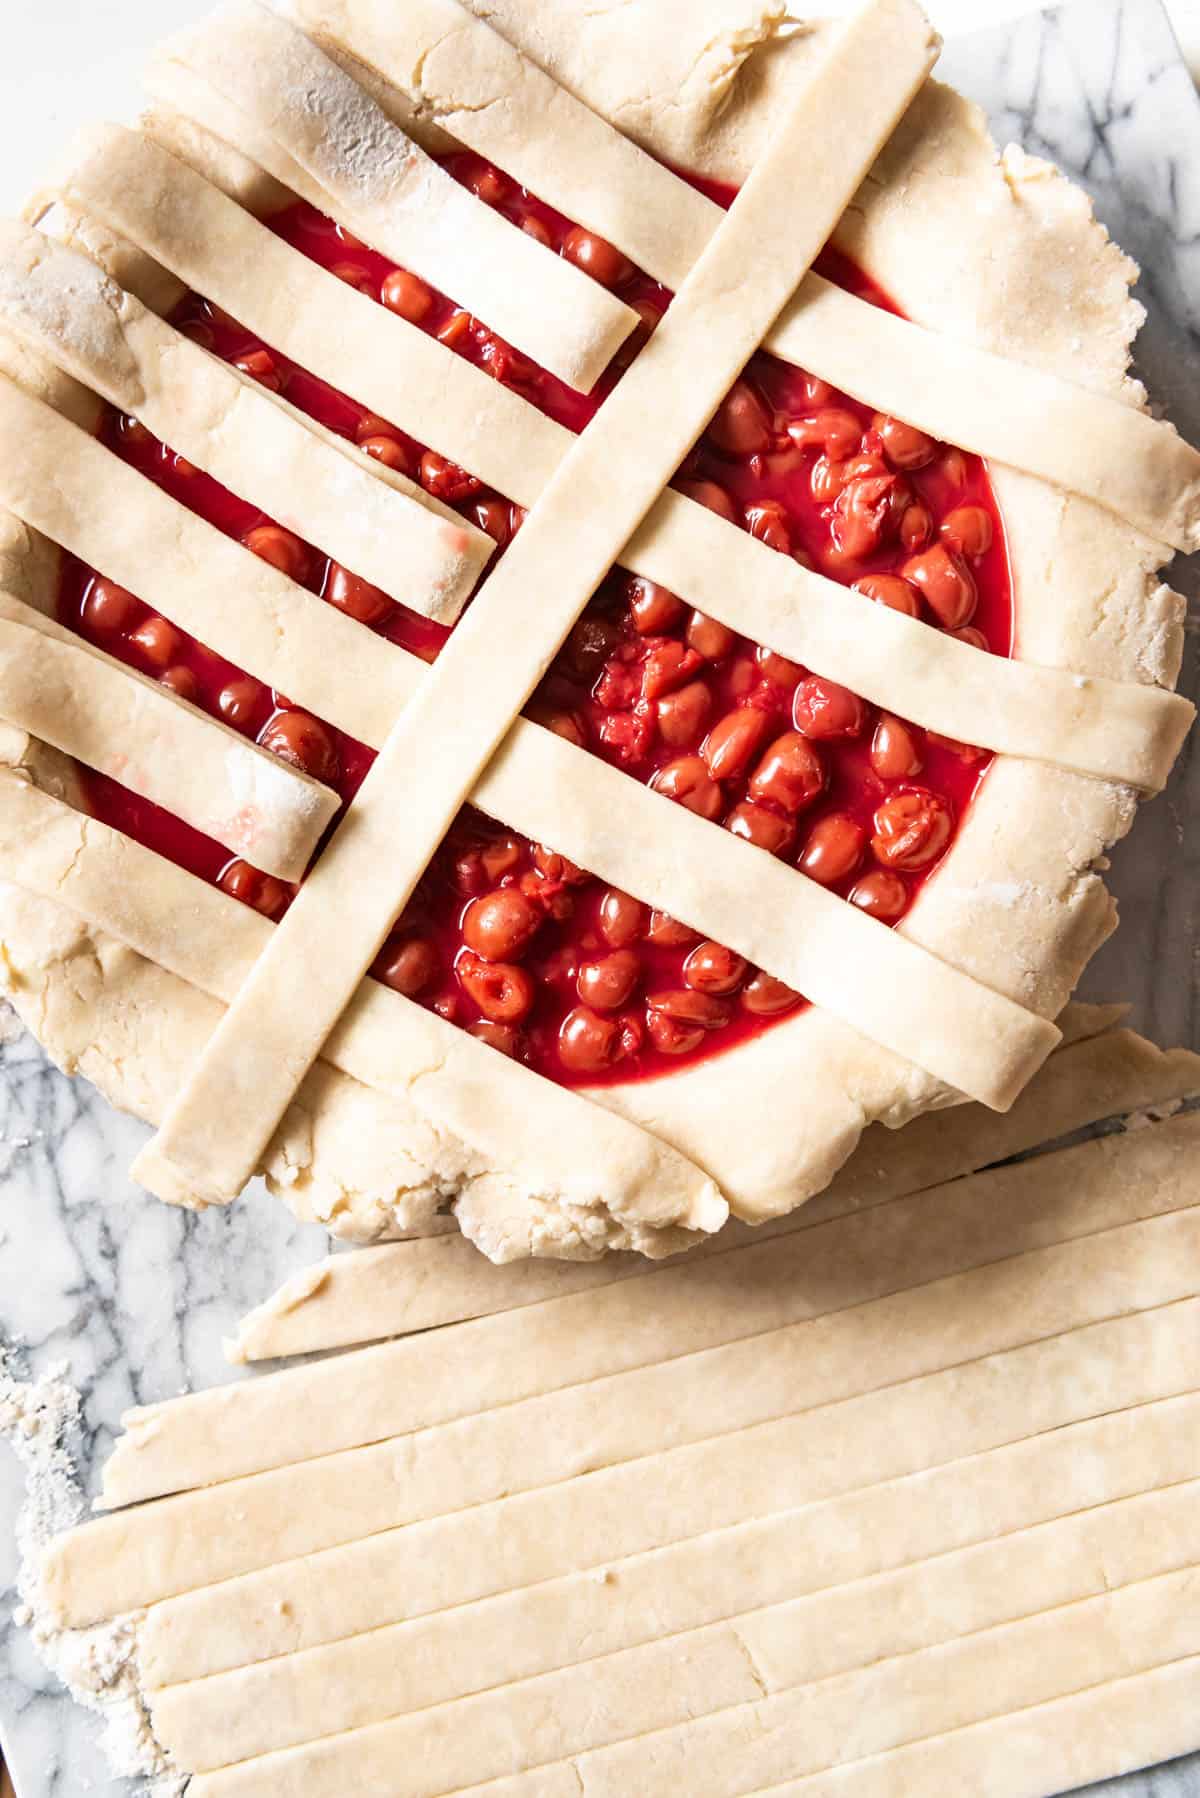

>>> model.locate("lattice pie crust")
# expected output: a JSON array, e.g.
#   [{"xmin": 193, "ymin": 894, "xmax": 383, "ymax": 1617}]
[{"xmin": 0, "ymin": 0, "xmax": 1194, "ymax": 1260}]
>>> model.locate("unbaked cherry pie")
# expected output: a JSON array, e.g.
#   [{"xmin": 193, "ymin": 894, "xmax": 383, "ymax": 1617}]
[{"xmin": 0, "ymin": 0, "xmax": 1192, "ymax": 1260}]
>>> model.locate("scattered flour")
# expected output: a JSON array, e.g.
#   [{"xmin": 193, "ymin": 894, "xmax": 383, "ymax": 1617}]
[{"xmin": 0, "ymin": 1346, "xmax": 184, "ymax": 1795}]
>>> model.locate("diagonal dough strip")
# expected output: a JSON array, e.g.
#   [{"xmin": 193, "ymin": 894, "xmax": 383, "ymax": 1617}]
[
  {"xmin": 146, "ymin": 0, "xmax": 640, "ymax": 392},
  {"xmin": 289, "ymin": 0, "xmax": 1200, "ymax": 550},
  {"xmin": 138, "ymin": 1389, "xmax": 1200, "ymax": 1688},
  {"xmin": 0, "ymin": 220, "xmax": 494, "ymax": 624},
  {"xmin": 0, "ymin": 599, "xmax": 338, "ymax": 880},
  {"xmin": 133, "ymin": 1, "xmax": 1057, "ymax": 1212},
  {"xmin": 96, "ymin": 1110, "xmax": 1200, "ymax": 1504},
  {"xmin": 146, "ymin": 1422, "xmax": 1200, "ymax": 1769},
  {"xmin": 41, "ymin": 1285, "xmax": 1200, "ymax": 1624}
]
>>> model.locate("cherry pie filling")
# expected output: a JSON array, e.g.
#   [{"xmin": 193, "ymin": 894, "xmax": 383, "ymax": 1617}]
[{"xmin": 57, "ymin": 155, "xmax": 1012, "ymax": 1088}]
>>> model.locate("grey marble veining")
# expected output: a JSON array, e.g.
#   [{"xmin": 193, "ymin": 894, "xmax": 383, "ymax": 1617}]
[{"xmin": 1, "ymin": 0, "xmax": 1199, "ymax": 1792}]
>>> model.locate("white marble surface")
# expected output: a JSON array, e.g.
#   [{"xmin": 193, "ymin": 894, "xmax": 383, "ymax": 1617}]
[{"xmin": 0, "ymin": 0, "xmax": 1198, "ymax": 1793}]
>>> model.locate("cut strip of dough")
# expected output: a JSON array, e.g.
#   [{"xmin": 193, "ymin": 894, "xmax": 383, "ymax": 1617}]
[
  {"xmin": 145, "ymin": 2, "xmax": 638, "ymax": 392},
  {"xmin": 43, "ymin": 1280, "xmax": 1200, "ymax": 1625},
  {"xmin": 0, "ymin": 600, "xmax": 337, "ymax": 881},
  {"xmin": 102, "ymin": 1111, "xmax": 1200, "ymax": 1504},
  {"xmin": 185, "ymin": 1560, "xmax": 1200, "ymax": 1794},
  {"xmin": 288, "ymin": 0, "xmax": 1200, "ymax": 551},
  {"xmin": 231, "ymin": 1023, "xmax": 1200, "ymax": 1360},
  {"xmin": 140, "ymin": 1387, "xmax": 1200, "ymax": 1688},
  {"xmin": 0, "ymin": 222, "xmax": 492, "ymax": 624},
  {"xmin": 623, "ymin": 497, "xmax": 1193, "ymax": 792},
  {"xmin": 148, "ymin": 1473, "xmax": 1200, "ymax": 1771},
  {"xmin": 47, "ymin": 128, "xmax": 1193, "ymax": 785},
  {"xmin": 751, "ymin": 1655, "xmax": 1200, "ymax": 1798},
  {"xmin": 0, "ymin": 374, "xmax": 412, "ymax": 745}
]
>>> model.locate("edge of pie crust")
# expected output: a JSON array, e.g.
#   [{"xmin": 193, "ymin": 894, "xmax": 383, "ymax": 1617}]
[{"xmin": 0, "ymin": 3, "xmax": 1188, "ymax": 1260}]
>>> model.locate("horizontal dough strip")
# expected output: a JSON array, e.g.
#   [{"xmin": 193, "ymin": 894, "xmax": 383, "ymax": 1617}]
[
  {"xmin": 148, "ymin": 1463, "xmax": 1200, "ymax": 1772},
  {"xmin": 48, "ymin": 130, "xmax": 1193, "ymax": 793},
  {"xmin": 232, "ymin": 1025, "xmax": 1200, "ymax": 1359},
  {"xmin": 0, "ymin": 375, "xmax": 413, "ymax": 746},
  {"xmin": 131, "ymin": 3, "xmax": 948, "ymax": 1208},
  {"xmin": 0, "ymin": 223, "xmax": 492, "ymax": 626},
  {"xmin": 140, "ymin": 1386, "xmax": 1200, "ymax": 1690},
  {"xmin": 421, "ymin": 1567, "xmax": 1200, "ymax": 1798},
  {"xmin": 750, "ymin": 1655, "xmax": 1200, "ymax": 1798},
  {"xmin": 102, "ymin": 1110, "xmax": 1200, "ymax": 1505},
  {"xmin": 144, "ymin": 1, "xmax": 638, "ymax": 393},
  {"xmin": 289, "ymin": 0, "xmax": 1200, "ymax": 551},
  {"xmin": 44, "ymin": 1276, "xmax": 1200, "ymax": 1624},
  {"xmin": 0, "ymin": 599, "xmax": 337, "ymax": 881}
]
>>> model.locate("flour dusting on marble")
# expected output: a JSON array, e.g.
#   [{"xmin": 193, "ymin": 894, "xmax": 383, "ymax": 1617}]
[{"xmin": 0, "ymin": 1346, "xmax": 183, "ymax": 1795}]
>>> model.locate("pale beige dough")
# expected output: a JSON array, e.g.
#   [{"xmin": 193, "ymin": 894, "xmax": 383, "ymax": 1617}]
[
  {"xmin": 0, "ymin": 220, "xmax": 493, "ymax": 624},
  {"xmin": 147, "ymin": 1458, "xmax": 1200, "ymax": 1772},
  {"xmin": 133, "ymin": 2, "xmax": 953, "ymax": 1211},
  {"xmin": 44, "ymin": 1298, "xmax": 1200, "ymax": 1628},
  {"xmin": 228, "ymin": 1022, "xmax": 1200, "ymax": 1359},
  {"xmin": 754, "ymin": 1657, "xmax": 1200, "ymax": 1798},
  {"xmin": 0, "ymin": 374, "xmax": 413, "ymax": 745},
  {"xmin": 146, "ymin": 2, "xmax": 639, "ymax": 392},
  {"xmin": 140, "ymin": 1388, "xmax": 1200, "ymax": 1687},
  {"xmin": 100, "ymin": 1107, "xmax": 1200, "ymax": 1506},
  {"xmin": 0, "ymin": 599, "xmax": 338, "ymax": 881},
  {"xmin": 177, "ymin": 1561, "xmax": 1200, "ymax": 1792},
  {"xmin": 289, "ymin": 0, "xmax": 1200, "ymax": 550}
]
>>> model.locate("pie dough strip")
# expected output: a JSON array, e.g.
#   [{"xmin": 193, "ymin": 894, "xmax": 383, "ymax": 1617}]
[
  {"xmin": 140, "ymin": 1387, "xmax": 1200, "ymax": 1690},
  {"xmin": 0, "ymin": 600, "xmax": 337, "ymax": 881},
  {"xmin": 0, "ymin": 375, "xmax": 412, "ymax": 746},
  {"xmin": 145, "ymin": 1478, "xmax": 1200, "ymax": 1742},
  {"xmin": 288, "ymin": 0, "xmax": 1200, "ymax": 552},
  {"xmin": 402, "ymin": 1568, "xmax": 1200, "ymax": 1798},
  {"xmin": 143, "ymin": 1, "xmax": 639, "ymax": 393},
  {"xmin": 0, "ymin": 221, "xmax": 493, "ymax": 625},
  {"xmin": 228, "ymin": 1025, "xmax": 1200, "ymax": 1359},
  {"xmin": 148, "ymin": 1465, "xmax": 1200, "ymax": 1771},
  {"xmin": 100, "ymin": 1107, "xmax": 1200, "ymax": 1507},
  {"xmin": 180, "ymin": 1563, "xmax": 1200, "ymax": 1794},
  {"xmin": 133, "ymin": 1, "xmax": 970, "ymax": 1210},
  {"xmin": 42, "ymin": 1273, "xmax": 1200, "ymax": 1625},
  {"xmin": 750, "ymin": 1656, "xmax": 1200, "ymax": 1798},
  {"xmin": 46, "ymin": 128, "xmax": 1192, "ymax": 787}
]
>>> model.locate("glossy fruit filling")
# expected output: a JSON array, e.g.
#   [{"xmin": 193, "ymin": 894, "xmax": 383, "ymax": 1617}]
[{"xmin": 58, "ymin": 153, "xmax": 1012, "ymax": 1088}]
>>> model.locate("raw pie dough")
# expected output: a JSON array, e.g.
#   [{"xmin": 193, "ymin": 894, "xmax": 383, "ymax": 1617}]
[
  {"xmin": 0, "ymin": 0, "xmax": 1193, "ymax": 1258},
  {"xmin": 33, "ymin": 1042, "xmax": 1200, "ymax": 1796}
]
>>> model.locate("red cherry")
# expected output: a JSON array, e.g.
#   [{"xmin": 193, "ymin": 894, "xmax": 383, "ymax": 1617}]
[
  {"xmin": 324, "ymin": 563, "xmax": 393, "ymax": 626},
  {"xmin": 561, "ymin": 227, "xmax": 631, "ymax": 289},
  {"xmin": 259, "ymin": 709, "xmax": 340, "ymax": 784},
  {"xmin": 380, "ymin": 268, "xmax": 434, "ymax": 323},
  {"xmin": 82, "ymin": 578, "xmax": 138, "ymax": 634},
  {"xmin": 244, "ymin": 524, "xmax": 309, "ymax": 583}
]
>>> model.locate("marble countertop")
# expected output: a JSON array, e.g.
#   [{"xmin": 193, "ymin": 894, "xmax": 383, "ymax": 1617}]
[{"xmin": 1, "ymin": 0, "xmax": 1198, "ymax": 1792}]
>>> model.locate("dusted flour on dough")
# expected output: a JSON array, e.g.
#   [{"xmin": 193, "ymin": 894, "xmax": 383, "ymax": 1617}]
[{"xmin": 0, "ymin": 1347, "xmax": 180, "ymax": 1795}]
